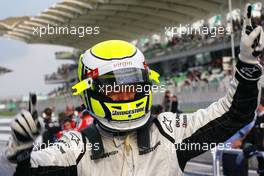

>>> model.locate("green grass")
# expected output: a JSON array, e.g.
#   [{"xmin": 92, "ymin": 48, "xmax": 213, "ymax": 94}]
[{"xmin": 0, "ymin": 111, "xmax": 16, "ymax": 117}]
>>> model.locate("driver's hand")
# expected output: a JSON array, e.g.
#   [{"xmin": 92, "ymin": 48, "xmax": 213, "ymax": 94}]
[
  {"xmin": 5, "ymin": 110, "xmax": 41, "ymax": 163},
  {"xmin": 236, "ymin": 4, "xmax": 263, "ymax": 82},
  {"xmin": 239, "ymin": 3, "xmax": 264, "ymax": 64}
]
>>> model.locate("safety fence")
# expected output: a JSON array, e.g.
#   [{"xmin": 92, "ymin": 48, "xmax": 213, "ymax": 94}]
[{"xmin": 0, "ymin": 118, "xmax": 11, "ymax": 142}]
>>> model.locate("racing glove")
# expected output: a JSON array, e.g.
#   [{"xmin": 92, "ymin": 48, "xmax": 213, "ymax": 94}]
[
  {"xmin": 236, "ymin": 4, "xmax": 264, "ymax": 82},
  {"xmin": 5, "ymin": 110, "xmax": 41, "ymax": 163}
]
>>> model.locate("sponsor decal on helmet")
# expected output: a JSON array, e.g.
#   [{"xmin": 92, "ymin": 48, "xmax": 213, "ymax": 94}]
[
  {"xmin": 113, "ymin": 61, "xmax": 133, "ymax": 68},
  {"xmin": 112, "ymin": 107, "xmax": 144, "ymax": 116},
  {"xmin": 87, "ymin": 68, "xmax": 99, "ymax": 79}
]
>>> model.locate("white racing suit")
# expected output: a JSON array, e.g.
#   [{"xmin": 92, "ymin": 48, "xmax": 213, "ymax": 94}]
[{"xmin": 6, "ymin": 60, "xmax": 262, "ymax": 176}]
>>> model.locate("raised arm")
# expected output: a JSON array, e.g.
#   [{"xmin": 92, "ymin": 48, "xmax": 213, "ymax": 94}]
[{"xmin": 176, "ymin": 4, "xmax": 264, "ymax": 170}]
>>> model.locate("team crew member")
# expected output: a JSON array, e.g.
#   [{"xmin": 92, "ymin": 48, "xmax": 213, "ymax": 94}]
[
  {"xmin": 57, "ymin": 118, "xmax": 76, "ymax": 139},
  {"xmin": 41, "ymin": 107, "xmax": 61, "ymax": 146},
  {"xmin": 4, "ymin": 5, "xmax": 264, "ymax": 176}
]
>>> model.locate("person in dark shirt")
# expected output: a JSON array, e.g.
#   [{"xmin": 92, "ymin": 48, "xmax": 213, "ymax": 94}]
[
  {"xmin": 41, "ymin": 107, "xmax": 61, "ymax": 147},
  {"xmin": 171, "ymin": 95, "xmax": 181, "ymax": 113},
  {"xmin": 162, "ymin": 90, "xmax": 171, "ymax": 112},
  {"xmin": 225, "ymin": 104, "xmax": 264, "ymax": 176},
  {"xmin": 242, "ymin": 104, "xmax": 264, "ymax": 176},
  {"xmin": 151, "ymin": 104, "xmax": 163, "ymax": 117}
]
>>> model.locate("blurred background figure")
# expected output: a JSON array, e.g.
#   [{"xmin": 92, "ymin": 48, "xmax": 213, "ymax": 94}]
[
  {"xmin": 65, "ymin": 104, "xmax": 77, "ymax": 127},
  {"xmin": 77, "ymin": 110, "xmax": 93, "ymax": 131},
  {"xmin": 240, "ymin": 103, "xmax": 264, "ymax": 176},
  {"xmin": 151, "ymin": 104, "xmax": 163, "ymax": 117},
  {"xmin": 74, "ymin": 106, "xmax": 84, "ymax": 127},
  {"xmin": 162, "ymin": 90, "xmax": 171, "ymax": 112},
  {"xmin": 41, "ymin": 107, "xmax": 61, "ymax": 146},
  {"xmin": 222, "ymin": 104, "xmax": 264, "ymax": 176},
  {"xmin": 222, "ymin": 90, "xmax": 264, "ymax": 176},
  {"xmin": 62, "ymin": 118, "xmax": 75, "ymax": 131},
  {"xmin": 57, "ymin": 118, "xmax": 76, "ymax": 139},
  {"xmin": 58, "ymin": 112, "xmax": 67, "ymax": 125},
  {"xmin": 65, "ymin": 104, "xmax": 75, "ymax": 119},
  {"xmin": 171, "ymin": 95, "xmax": 182, "ymax": 113}
]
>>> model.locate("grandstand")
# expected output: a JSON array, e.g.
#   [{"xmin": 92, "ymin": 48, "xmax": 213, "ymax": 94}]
[
  {"xmin": 0, "ymin": 66, "xmax": 12, "ymax": 76},
  {"xmin": 0, "ymin": 16, "xmax": 30, "ymax": 37},
  {"xmin": 0, "ymin": 1, "xmax": 263, "ymax": 99},
  {"xmin": 44, "ymin": 51, "xmax": 79, "ymax": 84},
  {"xmin": 1, "ymin": 0, "xmax": 257, "ymax": 100},
  {"xmin": 45, "ymin": 50, "xmax": 80, "ymax": 97},
  {"xmin": 0, "ymin": 0, "xmax": 261, "ymax": 131},
  {"xmin": 0, "ymin": 0, "xmax": 259, "ymax": 48}
]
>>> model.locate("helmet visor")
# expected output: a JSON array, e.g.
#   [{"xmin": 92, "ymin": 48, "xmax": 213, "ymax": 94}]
[{"xmin": 93, "ymin": 68, "xmax": 150, "ymax": 99}]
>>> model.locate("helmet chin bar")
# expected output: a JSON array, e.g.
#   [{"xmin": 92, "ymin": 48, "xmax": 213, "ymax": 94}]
[{"xmin": 92, "ymin": 111, "xmax": 151, "ymax": 133}]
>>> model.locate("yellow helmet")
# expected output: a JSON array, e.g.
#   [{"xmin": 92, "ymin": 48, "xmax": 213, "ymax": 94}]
[{"xmin": 72, "ymin": 40, "xmax": 159, "ymax": 131}]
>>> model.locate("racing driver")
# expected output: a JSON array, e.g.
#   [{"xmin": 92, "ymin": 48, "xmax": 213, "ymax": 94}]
[{"xmin": 4, "ymin": 4, "xmax": 264, "ymax": 176}]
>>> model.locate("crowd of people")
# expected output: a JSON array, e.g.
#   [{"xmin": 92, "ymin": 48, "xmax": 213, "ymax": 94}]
[
  {"xmin": 139, "ymin": 8, "xmax": 264, "ymax": 60},
  {"xmin": 43, "ymin": 4, "xmax": 264, "ymax": 99},
  {"xmin": 142, "ymin": 25, "xmax": 233, "ymax": 60},
  {"xmin": 160, "ymin": 57, "xmax": 232, "ymax": 93},
  {"xmin": 39, "ymin": 104, "xmax": 94, "ymax": 147},
  {"xmin": 45, "ymin": 10, "xmax": 264, "ymax": 97},
  {"xmin": 108, "ymin": 13, "xmax": 261, "ymax": 95}
]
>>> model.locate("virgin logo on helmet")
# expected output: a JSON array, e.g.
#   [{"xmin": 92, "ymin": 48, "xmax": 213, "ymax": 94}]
[{"xmin": 113, "ymin": 61, "xmax": 132, "ymax": 68}]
